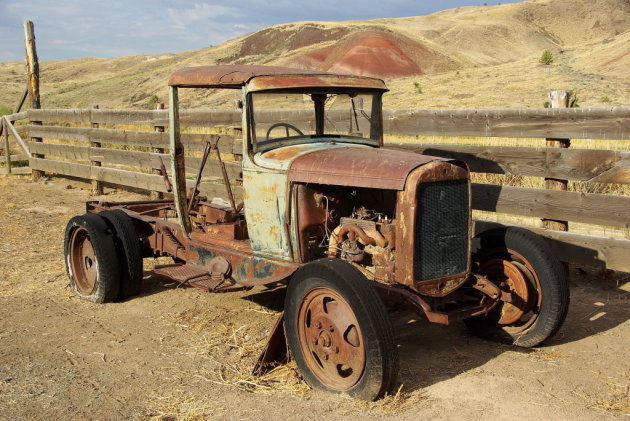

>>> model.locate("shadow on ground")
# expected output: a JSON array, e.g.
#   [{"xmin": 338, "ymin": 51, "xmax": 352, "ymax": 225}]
[{"xmin": 133, "ymin": 265, "xmax": 630, "ymax": 395}]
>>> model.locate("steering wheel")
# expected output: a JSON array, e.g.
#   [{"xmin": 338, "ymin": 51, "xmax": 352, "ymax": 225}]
[{"xmin": 265, "ymin": 123, "xmax": 304, "ymax": 140}]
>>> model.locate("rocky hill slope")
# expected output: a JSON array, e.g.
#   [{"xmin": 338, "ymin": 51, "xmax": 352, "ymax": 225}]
[{"xmin": 0, "ymin": 0, "xmax": 628, "ymax": 110}]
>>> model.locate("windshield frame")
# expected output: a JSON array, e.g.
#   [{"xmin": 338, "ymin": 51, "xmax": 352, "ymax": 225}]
[{"xmin": 246, "ymin": 88, "xmax": 384, "ymax": 154}]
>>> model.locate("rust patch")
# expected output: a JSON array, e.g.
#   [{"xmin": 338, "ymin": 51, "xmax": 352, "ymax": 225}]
[
  {"xmin": 261, "ymin": 144, "xmax": 320, "ymax": 161},
  {"xmin": 289, "ymin": 146, "xmax": 450, "ymax": 190},
  {"xmin": 247, "ymin": 74, "xmax": 386, "ymax": 91},
  {"xmin": 169, "ymin": 64, "xmax": 386, "ymax": 91}
]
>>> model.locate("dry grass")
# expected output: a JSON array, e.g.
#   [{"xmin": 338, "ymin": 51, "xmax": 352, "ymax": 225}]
[
  {"xmin": 145, "ymin": 395, "xmax": 227, "ymax": 420},
  {"xmin": 340, "ymin": 385, "xmax": 427, "ymax": 415},
  {"xmin": 529, "ymin": 349, "xmax": 570, "ymax": 362},
  {"xmin": 156, "ymin": 306, "xmax": 433, "ymax": 414},
  {"xmin": 571, "ymin": 374, "xmax": 630, "ymax": 415},
  {"xmin": 161, "ymin": 307, "xmax": 310, "ymax": 397},
  {"xmin": 594, "ymin": 380, "xmax": 630, "ymax": 415}
]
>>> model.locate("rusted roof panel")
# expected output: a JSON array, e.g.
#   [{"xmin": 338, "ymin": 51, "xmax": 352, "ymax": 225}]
[
  {"xmin": 168, "ymin": 65, "xmax": 387, "ymax": 90},
  {"xmin": 288, "ymin": 147, "xmax": 450, "ymax": 190},
  {"xmin": 248, "ymin": 74, "xmax": 387, "ymax": 91}
]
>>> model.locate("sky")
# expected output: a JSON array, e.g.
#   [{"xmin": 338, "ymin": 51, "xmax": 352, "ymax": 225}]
[{"xmin": 0, "ymin": 0, "xmax": 520, "ymax": 62}]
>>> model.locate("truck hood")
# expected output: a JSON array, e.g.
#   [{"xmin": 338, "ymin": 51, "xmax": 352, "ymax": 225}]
[{"xmin": 288, "ymin": 146, "xmax": 451, "ymax": 190}]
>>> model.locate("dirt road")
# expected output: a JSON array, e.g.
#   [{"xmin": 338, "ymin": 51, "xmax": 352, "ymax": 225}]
[{"xmin": 0, "ymin": 176, "xmax": 628, "ymax": 420}]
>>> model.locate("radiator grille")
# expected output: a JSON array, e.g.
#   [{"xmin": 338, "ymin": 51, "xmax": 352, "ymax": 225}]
[{"xmin": 414, "ymin": 179, "xmax": 469, "ymax": 281}]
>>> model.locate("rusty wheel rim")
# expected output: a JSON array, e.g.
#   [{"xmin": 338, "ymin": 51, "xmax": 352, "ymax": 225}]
[
  {"xmin": 297, "ymin": 287, "xmax": 366, "ymax": 391},
  {"xmin": 68, "ymin": 227, "xmax": 97, "ymax": 295},
  {"xmin": 477, "ymin": 248, "xmax": 541, "ymax": 333}
]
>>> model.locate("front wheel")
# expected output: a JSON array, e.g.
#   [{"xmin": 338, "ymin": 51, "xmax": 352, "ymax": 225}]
[
  {"xmin": 284, "ymin": 258, "xmax": 398, "ymax": 401},
  {"xmin": 465, "ymin": 227, "xmax": 569, "ymax": 347}
]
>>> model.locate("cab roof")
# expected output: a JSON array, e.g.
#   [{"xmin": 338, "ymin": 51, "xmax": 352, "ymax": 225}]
[{"xmin": 168, "ymin": 65, "xmax": 388, "ymax": 91}]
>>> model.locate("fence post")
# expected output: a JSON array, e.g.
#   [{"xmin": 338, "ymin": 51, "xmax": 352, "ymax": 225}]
[
  {"xmin": 30, "ymin": 116, "xmax": 44, "ymax": 180},
  {"xmin": 90, "ymin": 105, "xmax": 104, "ymax": 195},
  {"xmin": 150, "ymin": 102, "xmax": 165, "ymax": 200},
  {"xmin": 543, "ymin": 90, "xmax": 570, "ymax": 231},
  {"xmin": 23, "ymin": 21, "xmax": 40, "ymax": 109},
  {"xmin": 24, "ymin": 21, "xmax": 44, "ymax": 180},
  {"xmin": 2, "ymin": 118, "xmax": 11, "ymax": 174}
]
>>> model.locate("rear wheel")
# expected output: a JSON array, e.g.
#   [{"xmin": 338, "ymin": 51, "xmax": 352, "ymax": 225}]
[
  {"xmin": 64, "ymin": 213, "xmax": 120, "ymax": 303},
  {"xmin": 465, "ymin": 227, "xmax": 569, "ymax": 347},
  {"xmin": 284, "ymin": 258, "xmax": 398, "ymax": 401},
  {"xmin": 100, "ymin": 210, "xmax": 143, "ymax": 299}
]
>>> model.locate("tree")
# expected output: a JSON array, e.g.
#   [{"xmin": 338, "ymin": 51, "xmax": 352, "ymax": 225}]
[
  {"xmin": 147, "ymin": 94, "xmax": 159, "ymax": 110},
  {"xmin": 539, "ymin": 50, "xmax": 554, "ymax": 65}
]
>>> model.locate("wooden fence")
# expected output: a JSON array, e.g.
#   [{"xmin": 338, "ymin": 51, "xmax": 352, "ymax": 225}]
[{"xmin": 1, "ymin": 106, "xmax": 629, "ymax": 272}]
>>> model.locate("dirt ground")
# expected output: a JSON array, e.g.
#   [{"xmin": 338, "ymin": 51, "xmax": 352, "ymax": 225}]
[{"xmin": 0, "ymin": 175, "xmax": 628, "ymax": 421}]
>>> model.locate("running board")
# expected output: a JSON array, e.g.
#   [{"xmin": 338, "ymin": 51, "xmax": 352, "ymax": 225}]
[{"xmin": 154, "ymin": 263, "xmax": 250, "ymax": 292}]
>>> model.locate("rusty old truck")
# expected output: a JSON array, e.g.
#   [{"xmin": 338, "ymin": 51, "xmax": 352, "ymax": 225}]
[{"xmin": 64, "ymin": 65, "xmax": 569, "ymax": 400}]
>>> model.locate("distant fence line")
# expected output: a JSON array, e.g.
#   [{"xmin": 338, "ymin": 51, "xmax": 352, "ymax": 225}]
[{"xmin": 1, "ymin": 106, "xmax": 629, "ymax": 272}]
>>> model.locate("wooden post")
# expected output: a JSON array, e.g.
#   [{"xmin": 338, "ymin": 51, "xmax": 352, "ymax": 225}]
[
  {"xmin": 24, "ymin": 21, "xmax": 40, "ymax": 109},
  {"xmin": 24, "ymin": 21, "xmax": 44, "ymax": 180},
  {"xmin": 2, "ymin": 118, "xmax": 11, "ymax": 174},
  {"xmin": 150, "ymin": 102, "xmax": 165, "ymax": 200},
  {"xmin": 543, "ymin": 90, "xmax": 570, "ymax": 231},
  {"xmin": 90, "ymin": 105, "xmax": 103, "ymax": 195}
]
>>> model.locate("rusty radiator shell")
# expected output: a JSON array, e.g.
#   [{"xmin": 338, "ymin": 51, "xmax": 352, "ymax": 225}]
[{"xmin": 395, "ymin": 161, "xmax": 472, "ymax": 297}]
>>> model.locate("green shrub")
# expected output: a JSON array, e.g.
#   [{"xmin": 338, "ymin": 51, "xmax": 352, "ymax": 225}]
[
  {"xmin": 147, "ymin": 94, "xmax": 159, "ymax": 110},
  {"xmin": 413, "ymin": 82, "xmax": 423, "ymax": 94},
  {"xmin": 601, "ymin": 96, "xmax": 612, "ymax": 103},
  {"xmin": 539, "ymin": 50, "xmax": 554, "ymax": 65},
  {"xmin": 0, "ymin": 105, "xmax": 12, "ymax": 116},
  {"xmin": 567, "ymin": 90, "xmax": 579, "ymax": 108}
]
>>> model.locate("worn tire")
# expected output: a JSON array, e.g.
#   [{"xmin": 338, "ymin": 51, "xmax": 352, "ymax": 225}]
[
  {"xmin": 465, "ymin": 227, "xmax": 570, "ymax": 347},
  {"xmin": 99, "ymin": 210, "xmax": 143, "ymax": 299},
  {"xmin": 284, "ymin": 258, "xmax": 399, "ymax": 401},
  {"xmin": 64, "ymin": 213, "xmax": 120, "ymax": 303}
]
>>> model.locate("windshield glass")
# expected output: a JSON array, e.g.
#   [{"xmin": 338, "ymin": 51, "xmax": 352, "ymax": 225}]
[{"xmin": 249, "ymin": 91, "xmax": 381, "ymax": 153}]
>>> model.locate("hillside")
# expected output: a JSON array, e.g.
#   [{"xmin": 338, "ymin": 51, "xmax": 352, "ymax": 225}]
[{"xmin": 0, "ymin": 0, "xmax": 628, "ymax": 111}]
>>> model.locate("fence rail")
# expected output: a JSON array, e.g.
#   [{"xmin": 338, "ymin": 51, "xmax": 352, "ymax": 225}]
[
  {"xmin": 389, "ymin": 143, "xmax": 630, "ymax": 183},
  {"xmin": 2, "ymin": 106, "xmax": 629, "ymax": 272},
  {"xmin": 23, "ymin": 106, "xmax": 630, "ymax": 139}
]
